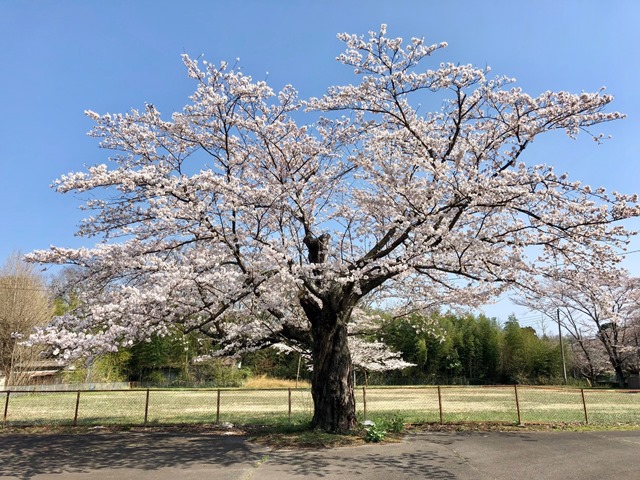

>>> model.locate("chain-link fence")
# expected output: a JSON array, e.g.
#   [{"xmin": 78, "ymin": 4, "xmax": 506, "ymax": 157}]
[{"xmin": 2, "ymin": 386, "xmax": 639, "ymax": 428}]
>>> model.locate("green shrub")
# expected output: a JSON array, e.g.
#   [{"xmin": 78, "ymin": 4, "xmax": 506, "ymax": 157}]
[
  {"xmin": 364, "ymin": 423, "xmax": 387, "ymax": 442},
  {"xmin": 379, "ymin": 413, "xmax": 405, "ymax": 433}
]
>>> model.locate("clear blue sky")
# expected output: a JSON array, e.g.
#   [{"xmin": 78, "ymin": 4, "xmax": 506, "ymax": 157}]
[{"xmin": 1, "ymin": 0, "xmax": 638, "ymax": 325}]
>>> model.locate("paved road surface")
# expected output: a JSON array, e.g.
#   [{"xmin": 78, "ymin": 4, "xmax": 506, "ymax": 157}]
[{"xmin": 1, "ymin": 429, "xmax": 639, "ymax": 479}]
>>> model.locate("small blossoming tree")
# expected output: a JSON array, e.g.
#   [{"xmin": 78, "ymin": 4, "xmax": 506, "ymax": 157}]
[
  {"xmin": 517, "ymin": 268, "xmax": 640, "ymax": 387},
  {"xmin": 29, "ymin": 26, "xmax": 638, "ymax": 431}
]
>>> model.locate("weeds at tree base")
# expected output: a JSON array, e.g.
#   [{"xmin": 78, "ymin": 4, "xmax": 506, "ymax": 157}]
[
  {"xmin": 364, "ymin": 424, "xmax": 387, "ymax": 442},
  {"xmin": 378, "ymin": 413, "xmax": 406, "ymax": 433},
  {"xmin": 362, "ymin": 413, "xmax": 406, "ymax": 442}
]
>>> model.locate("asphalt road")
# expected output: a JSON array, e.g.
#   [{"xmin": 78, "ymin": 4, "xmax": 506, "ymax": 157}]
[{"xmin": 1, "ymin": 429, "xmax": 639, "ymax": 479}]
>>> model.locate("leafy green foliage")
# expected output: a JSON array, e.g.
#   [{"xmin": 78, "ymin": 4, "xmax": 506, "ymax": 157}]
[
  {"xmin": 500, "ymin": 316, "xmax": 564, "ymax": 384},
  {"xmin": 377, "ymin": 413, "xmax": 406, "ymax": 433},
  {"xmin": 61, "ymin": 351, "xmax": 132, "ymax": 383},
  {"xmin": 189, "ymin": 358, "xmax": 251, "ymax": 387},
  {"xmin": 125, "ymin": 331, "xmax": 251, "ymax": 386},
  {"xmin": 242, "ymin": 349, "xmax": 309, "ymax": 381},
  {"xmin": 364, "ymin": 423, "xmax": 387, "ymax": 442},
  {"xmin": 374, "ymin": 312, "xmax": 565, "ymax": 385}
]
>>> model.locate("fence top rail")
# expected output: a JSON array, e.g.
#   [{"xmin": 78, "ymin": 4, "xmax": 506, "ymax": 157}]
[
  {"xmin": 355, "ymin": 385, "xmax": 640, "ymax": 394},
  {"xmin": 516, "ymin": 385, "xmax": 640, "ymax": 393},
  {"xmin": 436, "ymin": 385, "xmax": 518, "ymax": 390},
  {"xmin": 132, "ymin": 387, "xmax": 308, "ymax": 392},
  {"xmin": 511, "ymin": 385, "xmax": 584, "ymax": 392},
  {"xmin": 354, "ymin": 385, "xmax": 515, "ymax": 390},
  {"xmin": 581, "ymin": 388, "xmax": 640, "ymax": 394},
  {"xmin": 0, "ymin": 387, "xmax": 312, "ymax": 394},
  {"xmin": 2, "ymin": 389, "xmax": 136, "ymax": 394},
  {"xmin": 3, "ymin": 385, "xmax": 640, "ymax": 395},
  {"xmin": 361, "ymin": 385, "xmax": 585, "ymax": 390}
]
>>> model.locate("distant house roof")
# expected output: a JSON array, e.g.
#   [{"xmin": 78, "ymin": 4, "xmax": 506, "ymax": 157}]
[
  {"xmin": 28, "ymin": 370, "xmax": 60, "ymax": 377},
  {"xmin": 14, "ymin": 360, "xmax": 66, "ymax": 369}
]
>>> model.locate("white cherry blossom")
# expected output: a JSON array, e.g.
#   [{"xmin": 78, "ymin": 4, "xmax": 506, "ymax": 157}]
[{"xmin": 28, "ymin": 26, "xmax": 638, "ymax": 431}]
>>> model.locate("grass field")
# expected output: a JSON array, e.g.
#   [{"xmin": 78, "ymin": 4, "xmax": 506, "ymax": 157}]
[{"xmin": 2, "ymin": 386, "xmax": 639, "ymax": 427}]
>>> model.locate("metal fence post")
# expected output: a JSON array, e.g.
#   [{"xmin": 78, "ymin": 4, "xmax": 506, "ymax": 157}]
[
  {"xmin": 73, "ymin": 390, "xmax": 81, "ymax": 427},
  {"xmin": 216, "ymin": 389, "xmax": 221, "ymax": 424},
  {"xmin": 362, "ymin": 386, "xmax": 367, "ymax": 420},
  {"xmin": 288, "ymin": 388, "xmax": 292, "ymax": 424},
  {"xmin": 581, "ymin": 388, "xmax": 589, "ymax": 424},
  {"xmin": 514, "ymin": 385, "xmax": 522, "ymax": 425},
  {"xmin": 437, "ymin": 386, "xmax": 444, "ymax": 424},
  {"xmin": 2, "ymin": 391, "xmax": 9, "ymax": 428},
  {"xmin": 144, "ymin": 389, "xmax": 150, "ymax": 425}
]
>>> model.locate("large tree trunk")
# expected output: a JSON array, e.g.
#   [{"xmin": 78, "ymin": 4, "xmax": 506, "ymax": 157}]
[
  {"xmin": 309, "ymin": 310, "xmax": 357, "ymax": 432},
  {"xmin": 301, "ymin": 232, "xmax": 358, "ymax": 432},
  {"xmin": 599, "ymin": 329, "xmax": 627, "ymax": 388},
  {"xmin": 613, "ymin": 364, "xmax": 626, "ymax": 388}
]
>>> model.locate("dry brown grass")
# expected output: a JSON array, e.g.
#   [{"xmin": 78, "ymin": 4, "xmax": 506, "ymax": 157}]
[{"xmin": 243, "ymin": 375, "xmax": 310, "ymax": 389}]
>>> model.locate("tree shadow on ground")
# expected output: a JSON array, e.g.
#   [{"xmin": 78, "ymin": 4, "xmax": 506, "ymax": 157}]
[
  {"xmin": 0, "ymin": 429, "xmax": 472, "ymax": 479},
  {"xmin": 262, "ymin": 447, "xmax": 459, "ymax": 479},
  {"xmin": 0, "ymin": 432, "xmax": 259, "ymax": 479},
  {"xmin": 413, "ymin": 430, "xmax": 540, "ymax": 445}
]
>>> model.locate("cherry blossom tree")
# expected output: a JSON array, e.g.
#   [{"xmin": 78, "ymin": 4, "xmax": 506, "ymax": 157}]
[
  {"xmin": 623, "ymin": 314, "xmax": 640, "ymax": 376},
  {"xmin": 516, "ymin": 268, "xmax": 640, "ymax": 387},
  {"xmin": 569, "ymin": 338, "xmax": 615, "ymax": 386},
  {"xmin": 29, "ymin": 26, "xmax": 638, "ymax": 431}
]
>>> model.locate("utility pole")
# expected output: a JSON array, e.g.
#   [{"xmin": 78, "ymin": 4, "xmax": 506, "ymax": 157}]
[{"xmin": 557, "ymin": 308, "xmax": 568, "ymax": 384}]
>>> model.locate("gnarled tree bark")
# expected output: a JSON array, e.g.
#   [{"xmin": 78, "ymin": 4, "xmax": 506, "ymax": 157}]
[{"xmin": 308, "ymin": 306, "xmax": 356, "ymax": 432}]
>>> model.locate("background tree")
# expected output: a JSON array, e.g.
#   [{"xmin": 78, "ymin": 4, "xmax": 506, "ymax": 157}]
[
  {"xmin": 242, "ymin": 348, "xmax": 305, "ymax": 380},
  {"xmin": 379, "ymin": 312, "xmax": 502, "ymax": 384},
  {"xmin": 500, "ymin": 316, "xmax": 563, "ymax": 383},
  {"xmin": 29, "ymin": 26, "xmax": 638, "ymax": 431},
  {"xmin": 378, "ymin": 313, "xmax": 441, "ymax": 382},
  {"xmin": 517, "ymin": 268, "xmax": 640, "ymax": 387},
  {"xmin": 377, "ymin": 312, "xmax": 562, "ymax": 385},
  {"xmin": 568, "ymin": 338, "xmax": 613, "ymax": 386},
  {"xmin": 447, "ymin": 313, "xmax": 501, "ymax": 383},
  {"xmin": 127, "ymin": 332, "xmax": 192, "ymax": 380},
  {"xmin": 0, "ymin": 252, "xmax": 53, "ymax": 385}
]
